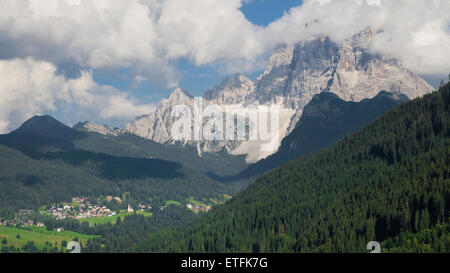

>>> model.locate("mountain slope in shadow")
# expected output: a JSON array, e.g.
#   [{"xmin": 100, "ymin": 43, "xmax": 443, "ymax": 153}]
[{"xmin": 234, "ymin": 91, "xmax": 409, "ymax": 180}]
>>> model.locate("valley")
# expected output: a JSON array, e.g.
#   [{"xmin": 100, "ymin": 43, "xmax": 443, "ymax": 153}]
[{"xmin": 0, "ymin": 18, "xmax": 447, "ymax": 255}]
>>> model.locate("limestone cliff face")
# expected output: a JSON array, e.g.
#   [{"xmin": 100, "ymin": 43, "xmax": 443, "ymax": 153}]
[
  {"xmin": 125, "ymin": 27, "xmax": 434, "ymax": 163},
  {"xmin": 126, "ymin": 88, "xmax": 194, "ymax": 144},
  {"xmin": 256, "ymin": 27, "xmax": 434, "ymax": 134},
  {"xmin": 254, "ymin": 43, "xmax": 295, "ymax": 104},
  {"xmin": 204, "ymin": 74, "xmax": 255, "ymax": 105},
  {"xmin": 327, "ymin": 27, "xmax": 432, "ymax": 102}
]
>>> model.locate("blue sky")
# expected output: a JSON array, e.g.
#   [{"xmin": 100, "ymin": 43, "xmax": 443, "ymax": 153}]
[{"xmin": 241, "ymin": 0, "xmax": 302, "ymax": 26}]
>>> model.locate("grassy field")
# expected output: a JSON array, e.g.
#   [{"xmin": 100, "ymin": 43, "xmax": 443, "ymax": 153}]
[
  {"xmin": 187, "ymin": 193, "xmax": 232, "ymax": 208},
  {"xmin": 77, "ymin": 210, "xmax": 152, "ymax": 226},
  {"xmin": 0, "ymin": 226, "xmax": 97, "ymax": 252},
  {"xmin": 165, "ymin": 200, "xmax": 182, "ymax": 206}
]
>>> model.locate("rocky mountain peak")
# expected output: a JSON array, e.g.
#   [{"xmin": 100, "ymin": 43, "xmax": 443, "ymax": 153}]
[
  {"xmin": 261, "ymin": 43, "xmax": 295, "ymax": 77},
  {"xmin": 169, "ymin": 88, "xmax": 193, "ymax": 102},
  {"xmin": 254, "ymin": 43, "xmax": 295, "ymax": 104},
  {"xmin": 125, "ymin": 27, "xmax": 434, "ymax": 163},
  {"xmin": 348, "ymin": 26, "xmax": 375, "ymax": 48},
  {"xmin": 126, "ymin": 88, "xmax": 194, "ymax": 144},
  {"xmin": 204, "ymin": 74, "xmax": 254, "ymax": 105},
  {"xmin": 220, "ymin": 74, "xmax": 252, "ymax": 89}
]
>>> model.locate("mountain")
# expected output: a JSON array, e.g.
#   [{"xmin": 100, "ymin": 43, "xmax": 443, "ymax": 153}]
[
  {"xmin": 126, "ymin": 88, "xmax": 194, "ymax": 144},
  {"xmin": 203, "ymin": 74, "xmax": 255, "ymax": 105},
  {"xmin": 255, "ymin": 27, "xmax": 433, "ymax": 132},
  {"xmin": 237, "ymin": 91, "xmax": 410, "ymax": 179},
  {"xmin": 72, "ymin": 128, "xmax": 248, "ymax": 180},
  {"xmin": 131, "ymin": 82, "xmax": 450, "ymax": 253},
  {"xmin": 11, "ymin": 115, "xmax": 85, "ymax": 140},
  {"xmin": 0, "ymin": 114, "xmax": 248, "ymax": 180},
  {"xmin": 0, "ymin": 115, "xmax": 86, "ymax": 152},
  {"xmin": 0, "ymin": 116, "xmax": 230, "ymax": 218},
  {"xmin": 125, "ymin": 27, "xmax": 433, "ymax": 163},
  {"xmin": 74, "ymin": 121, "xmax": 126, "ymax": 137}
]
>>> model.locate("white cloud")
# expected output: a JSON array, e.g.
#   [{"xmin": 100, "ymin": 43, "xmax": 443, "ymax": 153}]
[
  {"xmin": 0, "ymin": 58, "xmax": 155, "ymax": 133},
  {"xmin": 156, "ymin": 0, "xmax": 264, "ymax": 65},
  {"xmin": 0, "ymin": 0, "xmax": 448, "ymax": 131},
  {"xmin": 262, "ymin": 0, "xmax": 450, "ymax": 74},
  {"xmin": 0, "ymin": 0, "xmax": 448, "ymax": 79},
  {"xmin": 0, "ymin": 0, "xmax": 264, "ymax": 85},
  {"xmin": 100, "ymin": 94, "xmax": 155, "ymax": 120}
]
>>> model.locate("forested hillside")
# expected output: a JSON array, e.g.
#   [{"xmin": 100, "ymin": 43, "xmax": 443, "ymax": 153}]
[
  {"xmin": 131, "ymin": 83, "xmax": 450, "ymax": 253},
  {"xmin": 0, "ymin": 117, "xmax": 228, "ymax": 218},
  {"xmin": 382, "ymin": 223, "xmax": 449, "ymax": 253},
  {"xmin": 73, "ymin": 132, "xmax": 248, "ymax": 179}
]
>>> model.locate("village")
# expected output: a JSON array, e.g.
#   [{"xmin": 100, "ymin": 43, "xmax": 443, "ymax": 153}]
[
  {"xmin": 0, "ymin": 196, "xmax": 213, "ymax": 230},
  {"xmin": 0, "ymin": 210, "xmax": 45, "ymax": 228},
  {"xmin": 47, "ymin": 196, "xmax": 152, "ymax": 220},
  {"xmin": 0, "ymin": 196, "xmax": 153, "ymax": 229},
  {"xmin": 47, "ymin": 197, "xmax": 115, "ymax": 220},
  {"xmin": 186, "ymin": 203, "xmax": 212, "ymax": 213}
]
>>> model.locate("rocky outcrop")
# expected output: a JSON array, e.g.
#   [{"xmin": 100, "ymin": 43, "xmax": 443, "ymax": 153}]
[{"xmin": 73, "ymin": 121, "xmax": 126, "ymax": 137}]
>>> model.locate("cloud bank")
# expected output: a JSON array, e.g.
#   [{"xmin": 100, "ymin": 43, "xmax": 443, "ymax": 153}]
[
  {"xmin": 266, "ymin": 0, "xmax": 450, "ymax": 75},
  {"xmin": 0, "ymin": 0, "xmax": 448, "ymax": 132},
  {"xmin": 0, "ymin": 58, "xmax": 154, "ymax": 133},
  {"xmin": 0, "ymin": 0, "xmax": 448, "ymax": 76}
]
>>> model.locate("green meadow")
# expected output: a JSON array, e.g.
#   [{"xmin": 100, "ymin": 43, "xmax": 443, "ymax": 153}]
[
  {"xmin": 0, "ymin": 226, "xmax": 97, "ymax": 252},
  {"xmin": 164, "ymin": 200, "xmax": 182, "ymax": 206},
  {"xmin": 77, "ymin": 210, "xmax": 152, "ymax": 226}
]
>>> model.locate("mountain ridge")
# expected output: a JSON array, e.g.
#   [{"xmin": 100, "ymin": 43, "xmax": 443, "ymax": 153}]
[
  {"xmin": 73, "ymin": 121, "xmax": 126, "ymax": 137},
  {"xmin": 0, "ymin": 116, "xmax": 231, "ymax": 217},
  {"xmin": 125, "ymin": 26, "xmax": 433, "ymax": 162}
]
